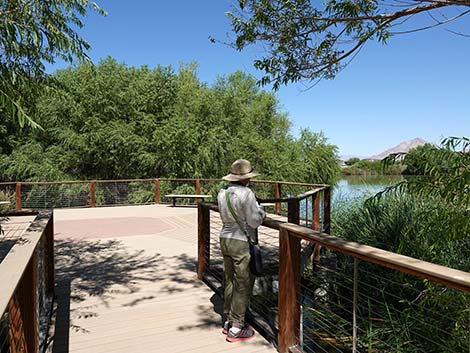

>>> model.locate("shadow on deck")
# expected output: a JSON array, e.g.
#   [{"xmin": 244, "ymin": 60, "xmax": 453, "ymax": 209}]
[{"xmin": 50, "ymin": 205, "xmax": 276, "ymax": 353}]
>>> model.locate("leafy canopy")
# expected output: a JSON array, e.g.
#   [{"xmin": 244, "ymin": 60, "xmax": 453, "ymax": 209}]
[
  {"xmin": 0, "ymin": 0, "xmax": 106, "ymax": 127},
  {"xmin": 0, "ymin": 58, "xmax": 341, "ymax": 184},
  {"xmin": 227, "ymin": 0, "xmax": 470, "ymax": 88},
  {"xmin": 383, "ymin": 137, "xmax": 469, "ymax": 209}
]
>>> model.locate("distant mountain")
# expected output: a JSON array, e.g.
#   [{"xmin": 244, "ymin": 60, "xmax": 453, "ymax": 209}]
[{"xmin": 368, "ymin": 138, "xmax": 429, "ymax": 160}]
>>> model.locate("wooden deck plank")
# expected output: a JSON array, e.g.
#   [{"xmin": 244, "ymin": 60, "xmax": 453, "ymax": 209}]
[{"xmin": 52, "ymin": 205, "xmax": 278, "ymax": 353}]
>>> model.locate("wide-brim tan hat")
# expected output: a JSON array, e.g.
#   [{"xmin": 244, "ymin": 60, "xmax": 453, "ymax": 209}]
[{"xmin": 223, "ymin": 159, "xmax": 259, "ymax": 181}]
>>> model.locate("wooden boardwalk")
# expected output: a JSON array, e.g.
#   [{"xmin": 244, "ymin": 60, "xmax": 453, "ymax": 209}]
[
  {"xmin": 0, "ymin": 215, "xmax": 36, "ymax": 263},
  {"xmin": 51, "ymin": 205, "xmax": 277, "ymax": 353}
]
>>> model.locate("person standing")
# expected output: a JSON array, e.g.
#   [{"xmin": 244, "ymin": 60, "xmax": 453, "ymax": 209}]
[{"xmin": 217, "ymin": 159, "xmax": 266, "ymax": 343}]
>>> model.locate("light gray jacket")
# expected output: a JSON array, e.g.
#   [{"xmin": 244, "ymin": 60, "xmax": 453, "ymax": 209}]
[{"xmin": 217, "ymin": 184, "xmax": 266, "ymax": 242}]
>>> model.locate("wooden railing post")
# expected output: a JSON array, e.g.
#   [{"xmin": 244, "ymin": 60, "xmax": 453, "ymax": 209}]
[
  {"xmin": 15, "ymin": 182, "xmax": 21, "ymax": 211},
  {"xmin": 197, "ymin": 203, "xmax": 210, "ymax": 280},
  {"xmin": 275, "ymin": 182, "xmax": 281, "ymax": 214},
  {"xmin": 312, "ymin": 192, "xmax": 322, "ymax": 262},
  {"xmin": 287, "ymin": 199, "xmax": 300, "ymax": 224},
  {"xmin": 195, "ymin": 179, "xmax": 201, "ymax": 204},
  {"xmin": 90, "ymin": 181, "xmax": 96, "ymax": 207},
  {"xmin": 323, "ymin": 187, "xmax": 331, "ymax": 233},
  {"xmin": 278, "ymin": 226, "xmax": 301, "ymax": 353},
  {"xmin": 312, "ymin": 192, "xmax": 321, "ymax": 231},
  {"xmin": 155, "ymin": 178, "xmax": 160, "ymax": 204}
]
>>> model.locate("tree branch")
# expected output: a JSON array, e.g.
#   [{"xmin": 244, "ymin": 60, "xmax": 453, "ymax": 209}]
[
  {"xmin": 391, "ymin": 9, "xmax": 470, "ymax": 34},
  {"xmin": 296, "ymin": 0, "xmax": 462, "ymax": 23},
  {"xmin": 299, "ymin": 16, "xmax": 395, "ymax": 79}
]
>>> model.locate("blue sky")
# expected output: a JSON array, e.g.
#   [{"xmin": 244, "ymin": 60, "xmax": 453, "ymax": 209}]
[{"xmin": 46, "ymin": 1, "xmax": 470, "ymax": 157}]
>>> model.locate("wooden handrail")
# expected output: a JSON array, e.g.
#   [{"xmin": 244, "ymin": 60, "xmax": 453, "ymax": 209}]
[
  {"xmin": 295, "ymin": 186, "xmax": 328, "ymax": 201},
  {"xmin": 280, "ymin": 222, "xmax": 470, "ymax": 293},
  {"xmin": 0, "ymin": 178, "xmax": 327, "ymax": 188},
  {"xmin": 0, "ymin": 211, "xmax": 53, "ymax": 316},
  {"xmin": 203, "ymin": 203, "xmax": 219, "ymax": 212},
  {"xmin": 257, "ymin": 185, "xmax": 328, "ymax": 203},
  {"xmin": 257, "ymin": 196, "xmax": 299, "ymax": 203},
  {"xmin": 2, "ymin": 178, "xmax": 327, "ymax": 212},
  {"xmin": 199, "ymin": 191, "xmax": 470, "ymax": 353},
  {"xmin": 200, "ymin": 203, "xmax": 296, "ymax": 231},
  {"xmin": 15, "ymin": 180, "xmax": 91, "ymax": 185},
  {"xmin": 252, "ymin": 179, "xmax": 329, "ymax": 188},
  {"xmin": 159, "ymin": 178, "xmax": 221, "ymax": 182},
  {"xmin": 0, "ymin": 210, "xmax": 54, "ymax": 353}
]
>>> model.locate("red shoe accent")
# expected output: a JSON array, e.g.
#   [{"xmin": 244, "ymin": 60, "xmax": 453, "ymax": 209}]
[{"xmin": 226, "ymin": 327, "xmax": 255, "ymax": 342}]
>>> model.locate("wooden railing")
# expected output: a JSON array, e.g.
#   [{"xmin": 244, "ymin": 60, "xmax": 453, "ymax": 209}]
[
  {"xmin": 0, "ymin": 210, "xmax": 54, "ymax": 353},
  {"xmin": 197, "ymin": 184, "xmax": 332, "ymax": 349},
  {"xmin": 275, "ymin": 223, "xmax": 470, "ymax": 353},
  {"xmin": 0, "ymin": 179, "xmax": 329, "ymax": 212},
  {"xmin": 198, "ymin": 196, "xmax": 470, "ymax": 353},
  {"xmin": 197, "ymin": 184, "xmax": 331, "ymax": 281}
]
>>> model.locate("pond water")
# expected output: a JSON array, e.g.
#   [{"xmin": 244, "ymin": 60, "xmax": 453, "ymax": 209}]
[
  {"xmin": 333, "ymin": 175, "xmax": 403, "ymax": 202},
  {"xmin": 298, "ymin": 175, "xmax": 403, "ymax": 220}
]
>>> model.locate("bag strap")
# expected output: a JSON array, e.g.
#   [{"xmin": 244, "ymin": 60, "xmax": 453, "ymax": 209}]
[{"xmin": 225, "ymin": 190, "xmax": 252, "ymax": 244}]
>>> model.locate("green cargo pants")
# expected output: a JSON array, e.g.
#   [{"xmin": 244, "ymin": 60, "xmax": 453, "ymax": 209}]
[{"xmin": 220, "ymin": 238, "xmax": 255, "ymax": 327}]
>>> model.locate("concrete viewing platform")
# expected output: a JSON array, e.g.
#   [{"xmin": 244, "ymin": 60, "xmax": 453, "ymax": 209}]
[{"xmin": 51, "ymin": 204, "xmax": 277, "ymax": 353}]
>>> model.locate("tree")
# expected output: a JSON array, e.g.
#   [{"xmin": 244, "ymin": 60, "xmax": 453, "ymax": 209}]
[
  {"xmin": 345, "ymin": 157, "xmax": 360, "ymax": 166},
  {"xmin": 382, "ymin": 137, "xmax": 469, "ymax": 209},
  {"xmin": 227, "ymin": 0, "xmax": 470, "ymax": 88},
  {"xmin": 0, "ymin": 0, "xmax": 106, "ymax": 127},
  {"xmin": 297, "ymin": 129, "xmax": 341, "ymax": 183},
  {"xmin": 0, "ymin": 58, "xmax": 342, "ymax": 184},
  {"xmin": 402, "ymin": 143, "xmax": 438, "ymax": 175}
]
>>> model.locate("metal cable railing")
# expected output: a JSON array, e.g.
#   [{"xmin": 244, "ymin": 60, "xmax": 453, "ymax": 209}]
[
  {"xmin": 95, "ymin": 180, "xmax": 154, "ymax": 206},
  {"xmin": 284, "ymin": 225, "xmax": 470, "ymax": 353},
  {"xmin": 22, "ymin": 183, "xmax": 90, "ymax": 209},
  {"xmin": 198, "ymin": 192, "xmax": 470, "ymax": 353},
  {"xmin": 298, "ymin": 252, "xmax": 470, "ymax": 353},
  {"xmin": 2, "ymin": 178, "xmax": 327, "ymax": 211}
]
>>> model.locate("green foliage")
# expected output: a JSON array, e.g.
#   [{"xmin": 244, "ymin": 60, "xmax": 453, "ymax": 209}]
[
  {"xmin": 402, "ymin": 144, "xmax": 438, "ymax": 175},
  {"xmin": 0, "ymin": 142, "xmax": 68, "ymax": 181},
  {"xmin": 330, "ymin": 192, "xmax": 470, "ymax": 351},
  {"xmin": 0, "ymin": 0, "xmax": 106, "ymax": 127},
  {"xmin": 334, "ymin": 193, "xmax": 469, "ymax": 260},
  {"xmin": 383, "ymin": 137, "xmax": 470, "ymax": 209},
  {"xmin": 296, "ymin": 129, "xmax": 341, "ymax": 184},
  {"xmin": 22, "ymin": 183, "xmax": 90, "ymax": 208},
  {"xmin": 342, "ymin": 159, "xmax": 403, "ymax": 175},
  {"xmin": 0, "ymin": 58, "xmax": 341, "ymax": 184},
  {"xmin": 0, "ymin": 190, "xmax": 15, "ymax": 212},
  {"xmin": 227, "ymin": 0, "xmax": 463, "ymax": 88},
  {"xmin": 345, "ymin": 157, "xmax": 360, "ymax": 166}
]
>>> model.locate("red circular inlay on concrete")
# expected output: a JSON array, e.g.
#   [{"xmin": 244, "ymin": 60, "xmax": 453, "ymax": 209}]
[{"xmin": 54, "ymin": 217, "xmax": 174, "ymax": 240}]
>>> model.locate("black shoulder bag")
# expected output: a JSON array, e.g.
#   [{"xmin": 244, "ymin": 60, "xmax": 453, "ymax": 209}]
[{"xmin": 225, "ymin": 190, "xmax": 263, "ymax": 276}]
